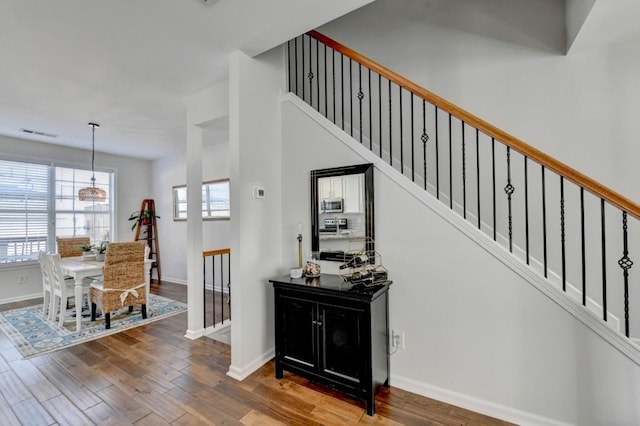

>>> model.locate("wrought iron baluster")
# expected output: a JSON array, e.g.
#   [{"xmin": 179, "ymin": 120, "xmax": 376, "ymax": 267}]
[
  {"xmin": 619, "ymin": 211, "xmax": 634, "ymax": 337},
  {"xmin": 476, "ymin": 129, "xmax": 481, "ymax": 229},
  {"xmin": 504, "ymin": 146, "xmax": 514, "ymax": 253},
  {"xmin": 448, "ymin": 114, "xmax": 452, "ymax": 210},
  {"xmin": 580, "ymin": 188, "xmax": 586, "ymax": 306},
  {"xmin": 227, "ymin": 252, "xmax": 231, "ymax": 320},
  {"xmin": 524, "ymin": 156, "xmax": 529, "ymax": 264},
  {"xmin": 422, "ymin": 100, "xmax": 429, "ymax": 191},
  {"xmin": 389, "ymin": 80, "xmax": 392, "ymax": 166},
  {"xmin": 294, "ymin": 37, "xmax": 298, "ymax": 95},
  {"xmin": 560, "ymin": 176, "xmax": 566, "ymax": 291},
  {"xmin": 601, "ymin": 198, "xmax": 607, "ymax": 321},
  {"xmin": 379, "ymin": 74, "xmax": 382, "ymax": 157},
  {"xmin": 324, "ymin": 44, "xmax": 327, "ymax": 118},
  {"xmin": 341, "ymin": 54, "xmax": 344, "ymax": 131},
  {"xmin": 315, "ymin": 39, "xmax": 319, "ymax": 112},
  {"xmin": 349, "ymin": 59, "xmax": 353, "ymax": 136},
  {"xmin": 307, "ymin": 36, "xmax": 313, "ymax": 107},
  {"xmin": 302, "ymin": 36, "xmax": 305, "ymax": 101},
  {"xmin": 219, "ymin": 254, "xmax": 224, "ymax": 325},
  {"xmin": 368, "ymin": 69, "xmax": 372, "ymax": 150},
  {"xmin": 411, "ymin": 93, "xmax": 415, "ymax": 182},
  {"xmin": 358, "ymin": 63, "xmax": 364, "ymax": 143},
  {"xmin": 462, "ymin": 121, "xmax": 467, "ymax": 219},
  {"xmin": 435, "ymin": 106, "xmax": 440, "ymax": 199},
  {"xmin": 202, "ymin": 256, "xmax": 206, "ymax": 328},
  {"xmin": 542, "ymin": 166, "xmax": 548, "ymax": 278},
  {"xmin": 212, "ymin": 255, "xmax": 216, "ymax": 326},
  {"xmin": 492, "ymin": 138, "xmax": 496, "ymax": 241},
  {"xmin": 287, "ymin": 40, "xmax": 291, "ymax": 93},
  {"xmin": 399, "ymin": 86, "xmax": 404, "ymax": 174}
]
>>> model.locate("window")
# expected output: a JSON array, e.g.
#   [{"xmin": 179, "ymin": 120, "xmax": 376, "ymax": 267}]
[
  {"xmin": 0, "ymin": 158, "xmax": 113, "ymax": 265},
  {"xmin": 173, "ymin": 179, "xmax": 230, "ymax": 220}
]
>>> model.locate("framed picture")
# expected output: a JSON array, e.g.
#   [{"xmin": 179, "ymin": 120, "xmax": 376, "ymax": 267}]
[{"xmin": 173, "ymin": 178, "xmax": 230, "ymax": 221}]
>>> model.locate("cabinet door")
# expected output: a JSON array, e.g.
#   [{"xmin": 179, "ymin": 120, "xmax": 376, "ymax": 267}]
[
  {"xmin": 342, "ymin": 174, "xmax": 363, "ymax": 213},
  {"xmin": 319, "ymin": 304, "xmax": 365, "ymax": 384},
  {"xmin": 279, "ymin": 296, "xmax": 317, "ymax": 369}
]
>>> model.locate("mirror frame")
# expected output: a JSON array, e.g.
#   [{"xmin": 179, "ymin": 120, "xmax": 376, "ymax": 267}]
[{"xmin": 310, "ymin": 163, "xmax": 374, "ymax": 261}]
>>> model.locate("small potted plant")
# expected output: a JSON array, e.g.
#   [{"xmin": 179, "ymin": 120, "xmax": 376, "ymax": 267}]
[
  {"xmin": 95, "ymin": 242, "xmax": 108, "ymax": 261},
  {"xmin": 80, "ymin": 242, "xmax": 94, "ymax": 257},
  {"xmin": 128, "ymin": 210, "xmax": 161, "ymax": 231}
]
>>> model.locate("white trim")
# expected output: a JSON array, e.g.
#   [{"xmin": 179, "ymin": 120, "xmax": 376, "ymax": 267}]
[
  {"xmin": 0, "ymin": 292, "xmax": 43, "ymax": 306},
  {"xmin": 283, "ymin": 92, "xmax": 640, "ymax": 366},
  {"xmin": 392, "ymin": 374, "xmax": 573, "ymax": 426},
  {"xmin": 226, "ymin": 348, "xmax": 275, "ymax": 381},
  {"xmin": 184, "ymin": 328, "xmax": 205, "ymax": 340}
]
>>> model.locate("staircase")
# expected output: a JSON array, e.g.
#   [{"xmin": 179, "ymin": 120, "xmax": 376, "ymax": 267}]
[{"xmin": 287, "ymin": 31, "xmax": 640, "ymax": 348}]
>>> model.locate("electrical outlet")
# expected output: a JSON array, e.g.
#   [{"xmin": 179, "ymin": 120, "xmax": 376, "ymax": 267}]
[
  {"xmin": 18, "ymin": 274, "xmax": 28, "ymax": 285},
  {"xmin": 391, "ymin": 330, "xmax": 405, "ymax": 350}
]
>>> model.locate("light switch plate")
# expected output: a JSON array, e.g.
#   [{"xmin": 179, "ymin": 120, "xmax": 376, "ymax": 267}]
[{"xmin": 253, "ymin": 186, "xmax": 265, "ymax": 199}]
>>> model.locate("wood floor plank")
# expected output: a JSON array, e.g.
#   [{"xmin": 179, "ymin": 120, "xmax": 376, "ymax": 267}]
[
  {"xmin": 135, "ymin": 412, "xmax": 172, "ymax": 426},
  {"xmin": 0, "ymin": 390, "xmax": 21, "ymax": 426},
  {"xmin": 95, "ymin": 384, "xmax": 152, "ymax": 423},
  {"xmin": 84, "ymin": 400, "xmax": 131, "ymax": 425},
  {"xmin": 40, "ymin": 393, "xmax": 95, "ymax": 426},
  {"xmin": 240, "ymin": 409, "xmax": 288, "ymax": 426},
  {"xmin": 132, "ymin": 390, "xmax": 187, "ymax": 423},
  {"xmin": 11, "ymin": 396, "xmax": 56, "ymax": 425},
  {"xmin": 0, "ymin": 370, "xmax": 33, "ymax": 405},
  {"xmin": 36, "ymin": 359, "xmax": 102, "ymax": 411},
  {"xmin": 48, "ymin": 350, "xmax": 111, "ymax": 394}
]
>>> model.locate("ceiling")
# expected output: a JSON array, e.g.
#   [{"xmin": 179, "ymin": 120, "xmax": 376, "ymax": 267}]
[
  {"xmin": 2, "ymin": 0, "xmax": 638, "ymax": 162},
  {"xmin": 0, "ymin": 0, "xmax": 372, "ymax": 160}
]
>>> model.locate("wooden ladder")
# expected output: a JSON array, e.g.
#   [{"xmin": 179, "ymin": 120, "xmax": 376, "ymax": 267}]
[{"xmin": 134, "ymin": 199, "xmax": 161, "ymax": 281}]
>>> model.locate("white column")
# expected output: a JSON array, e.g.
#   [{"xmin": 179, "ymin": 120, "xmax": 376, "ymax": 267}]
[{"xmin": 184, "ymin": 123, "xmax": 204, "ymax": 338}]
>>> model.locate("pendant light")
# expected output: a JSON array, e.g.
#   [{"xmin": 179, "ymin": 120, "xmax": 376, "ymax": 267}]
[{"xmin": 78, "ymin": 122, "xmax": 107, "ymax": 202}]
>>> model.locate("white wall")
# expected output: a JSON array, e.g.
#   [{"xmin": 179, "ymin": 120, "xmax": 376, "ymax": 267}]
[
  {"xmin": 227, "ymin": 47, "xmax": 284, "ymax": 379},
  {"xmin": 150, "ymin": 138, "xmax": 230, "ymax": 284},
  {"xmin": 318, "ymin": 0, "xmax": 640, "ymax": 203},
  {"xmin": 281, "ymin": 97, "xmax": 640, "ymax": 425},
  {"xmin": 0, "ymin": 134, "xmax": 151, "ymax": 303}
]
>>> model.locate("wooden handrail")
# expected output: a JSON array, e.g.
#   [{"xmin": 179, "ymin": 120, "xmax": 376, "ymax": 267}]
[
  {"xmin": 307, "ymin": 30, "xmax": 640, "ymax": 220},
  {"xmin": 203, "ymin": 248, "xmax": 231, "ymax": 257}
]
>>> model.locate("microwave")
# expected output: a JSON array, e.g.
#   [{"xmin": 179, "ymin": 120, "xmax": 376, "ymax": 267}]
[{"xmin": 321, "ymin": 198, "xmax": 343, "ymax": 213}]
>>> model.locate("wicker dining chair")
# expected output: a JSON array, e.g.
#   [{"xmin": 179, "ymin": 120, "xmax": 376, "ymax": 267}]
[
  {"xmin": 56, "ymin": 237, "xmax": 90, "ymax": 258},
  {"xmin": 90, "ymin": 241, "xmax": 147, "ymax": 329}
]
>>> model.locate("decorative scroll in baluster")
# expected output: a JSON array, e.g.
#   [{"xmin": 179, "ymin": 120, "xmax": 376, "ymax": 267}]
[
  {"xmin": 307, "ymin": 36, "xmax": 313, "ymax": 107},
  {"xmin": 358, "ymin": 64, "xmax": 364, "ymax": 143},
  {"xmin": 504, "ymin": 146, "xmax": 515, "ymax": 253},
  {"xmin": 618, "ymin": 212, "xmax": 634, "ymax": 337},
  {"xmin": 560, "ymin": 176, "xmax": 566, "ymax": 291},
  {"xmin": 422, "ymin": 100, "xmax": 429, "ymax": 191}
]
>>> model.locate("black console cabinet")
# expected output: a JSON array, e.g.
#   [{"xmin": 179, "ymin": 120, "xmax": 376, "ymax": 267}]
[{"xmin": 270, "ymin": 274, "xmax": 391, "ymax": 416}]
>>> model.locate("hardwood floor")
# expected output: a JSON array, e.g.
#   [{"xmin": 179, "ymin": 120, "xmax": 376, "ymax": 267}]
[{"xmin": 0, "ymin": 281, "xmax": 512, "ymax": 425}]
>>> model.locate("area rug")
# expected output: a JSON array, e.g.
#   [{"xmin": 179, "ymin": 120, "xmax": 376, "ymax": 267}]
[{"xmin": 0, "ymin": 294, "xmax": 187, "ymax": 359}]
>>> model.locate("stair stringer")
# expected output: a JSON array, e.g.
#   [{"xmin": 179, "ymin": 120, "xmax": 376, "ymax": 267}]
[{"xmin": 283, "ymin": 92, "xmax": 640, "ymax": 366}]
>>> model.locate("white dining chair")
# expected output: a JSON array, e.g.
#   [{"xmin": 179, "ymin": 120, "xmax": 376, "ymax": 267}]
[
  {"xmin": 37, "ymin": 251, "xmax": 54, "ymax": 319},
  {"xmin": 46, "ymin": 253, "xmax": 92, "ymax": 327}
]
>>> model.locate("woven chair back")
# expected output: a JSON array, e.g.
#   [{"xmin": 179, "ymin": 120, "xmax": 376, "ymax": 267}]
[
  {"xmin": 103, "ymin": 241, "xmax": 146, "ymax": 291},
  {"xmin": 56, "ymin": 237, "xmax": 90, "ymax": 258}
]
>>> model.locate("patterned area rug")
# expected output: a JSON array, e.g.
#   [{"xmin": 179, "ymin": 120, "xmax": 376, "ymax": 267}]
[{"xmin": 0, "ymin": 294, "xmax": 187, "ymax": 359}]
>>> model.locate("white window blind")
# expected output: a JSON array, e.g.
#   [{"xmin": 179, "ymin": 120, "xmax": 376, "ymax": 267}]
[{"xmin": 0, "ymin": 159, "xmax": 49, "ymax": 263}]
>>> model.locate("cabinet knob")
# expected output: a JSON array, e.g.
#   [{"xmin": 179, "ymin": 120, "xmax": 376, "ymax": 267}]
[{"xmin": 316, "ymin": 321, "xmax": 322, "ymax": 327}]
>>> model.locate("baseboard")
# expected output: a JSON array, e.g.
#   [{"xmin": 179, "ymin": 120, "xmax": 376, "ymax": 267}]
[
  {"xmin": 184, "ymin": 328, "xmax": 205, "ymax": 340},
  {"xmin": 227, "ymin": 348, "xmax": 275, "ymax": 381},
  {"xmin": 392, "ymin": 374, "xmax": 572, "ymax": 426},
  {"xmin": 161, "ymin": 276, "xmax": 187, "ymax": 285},
  {"xmin": 0, "ymin": 292, "xmax": 42, "ymax": 306}
]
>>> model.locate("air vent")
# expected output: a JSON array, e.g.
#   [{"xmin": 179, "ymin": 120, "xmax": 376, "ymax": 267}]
[{"xmin": 20, "ymin": 128, "xmax": 58, "ymax": 138}]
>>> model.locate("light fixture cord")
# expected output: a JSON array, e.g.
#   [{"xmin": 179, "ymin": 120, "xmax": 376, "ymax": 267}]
[{"xmin": 89, "ymin": 123, "xmax": 98, "ymax": 187}]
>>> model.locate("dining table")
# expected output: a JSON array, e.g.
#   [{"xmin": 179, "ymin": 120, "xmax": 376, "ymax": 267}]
[{"xmin": 58, "ymin": 256, "xmax": 154, "ymax": 331}]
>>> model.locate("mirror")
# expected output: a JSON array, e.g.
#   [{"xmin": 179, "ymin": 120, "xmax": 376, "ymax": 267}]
[{"xmin": 311, "ymin": 163, "xmax": 374, "ymax": 262}]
